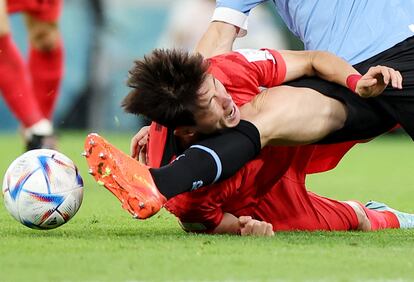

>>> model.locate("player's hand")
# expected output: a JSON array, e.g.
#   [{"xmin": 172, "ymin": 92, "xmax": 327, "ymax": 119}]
[
  {"xmin": 130, "ymin": 126, "xmax": 150, "ymax": 164},
  {"xmin": 238, "ymin": 216, "xmax": 274, "ymax": 236},
  {"xmin": 216, "ymin": 0, "xmax": 268, "ymax": 15},
  {"xmin": 356, "ymin": 66, "xmax": 403, "ymax": 98}
]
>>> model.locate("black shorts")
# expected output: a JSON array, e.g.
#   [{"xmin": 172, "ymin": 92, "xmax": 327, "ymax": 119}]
[
  {"xmin": 354, "ymin": 35, "xmax": 414, "ymax": 140},
  {"xmin": 287, "ymin": 35, "xmax": 414, "ymax": 143},
  {"xmin": 287, "ymin": 78, "xmax": 397, "ymax": 143}
]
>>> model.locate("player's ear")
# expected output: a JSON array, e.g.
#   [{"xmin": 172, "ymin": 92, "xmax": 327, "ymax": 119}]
[
  {"xmin": 174, "ymin": 126, "xmax": 199, "ymax": 147},
  {"xmin": 173, "ymin": 126, "xmax": 197, "ymax": 138}
]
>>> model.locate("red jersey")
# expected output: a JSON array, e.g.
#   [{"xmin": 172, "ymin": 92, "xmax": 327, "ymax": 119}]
[
  {"xmin": 165, "ymin": 145, "xmax": 359, "ymax": 232},
  {"xmin": 207, "ymin": 49, "xmax": 286, "ymax": 106},
  {"xmin": 7, "ymin": 0, "xmax": 62, "ymax": 22},
  {"xmin": 146, "ymin": 49, "xmax": 360, "ymax": 232}
]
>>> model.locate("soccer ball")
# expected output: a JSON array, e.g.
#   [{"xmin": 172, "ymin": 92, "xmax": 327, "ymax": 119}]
[{"xmin": 2, "ymin": 149, "xmax": 84, "ymax": 230}]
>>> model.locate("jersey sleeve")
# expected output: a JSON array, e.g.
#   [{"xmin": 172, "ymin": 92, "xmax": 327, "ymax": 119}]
[
  {"xmin": 164, "ymin": 169, "xmax": 244, "ymax": 233},
  {"xmin": 147, "ymin": 122, "xmax": 168, "ymax": 168},
  {"xmin": 212, "ymin": 0, "xmax": 268, "ymax": 36},
  {"xmin": 234, "ymin": 48, "xmax": 287, "ymax": 87},
  {"xmin": 165, "ymin": 190, "xmax": 224, "ymax": 233}
]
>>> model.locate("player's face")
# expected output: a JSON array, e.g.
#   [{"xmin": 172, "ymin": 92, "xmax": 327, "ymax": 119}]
[{"xmin": 194, "ymin": 74, "xmax": 240, "ymax": 134}]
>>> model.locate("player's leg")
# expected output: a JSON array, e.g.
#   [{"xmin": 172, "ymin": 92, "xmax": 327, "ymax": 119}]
[
  {"xmin": 286, "ymin": 77, "xmax": 398, "ymax": 144},
  {"xmin": 84, "ymin": 120, "xmax": 261, "ymax": 218},
  {"xmin": 19, "ymin": 0, "xmax": 63, "ymax": 150},
  {"xmin": 365, "ymin": 201, "xmax": 414, "ymax": 229},
  {"xmin": 345, "ymin": 200, "xmax": 411, "ymax": 230},
  {"xmin": 0, "ymin": 0, "xmax": 53, "ymax": 148},
  {"xmin": 343, "ymin": 201, "xmax": 372, "ymax": 231},
  {"xmin": 82, "ymin": 90, "xmax": 358, "ymax": 221},
  {"xmin": 82, "ymin": 79, "xmax": 398, "ymax": 219},
  {"xmin": 82, "ymin": 84, "xmax": 379, "ymax": 219},
  {"xmin": 353, "ymin": 35, "xmax": 414, "ymax": 141},
  {"xmin": 25, "ymin": 3, "xmax": 63, "ymax": 119},
  {"xmin": 0, "ymin": 0, "xmax": 8, "ymax": 35},
  {"xmin": 303, "ymin": 196, "xmax": 401, "ymax": 231}
]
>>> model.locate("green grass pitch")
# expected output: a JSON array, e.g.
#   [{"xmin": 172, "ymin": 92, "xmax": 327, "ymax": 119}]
[{"xmin": 1, "ymin": 131, "xmax": 414, "ymax": 281}]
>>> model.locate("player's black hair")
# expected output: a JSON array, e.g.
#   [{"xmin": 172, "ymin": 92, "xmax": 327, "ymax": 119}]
[{"xmin": 122, "ymin": 49, "xmax": 209, "ymax": 128}]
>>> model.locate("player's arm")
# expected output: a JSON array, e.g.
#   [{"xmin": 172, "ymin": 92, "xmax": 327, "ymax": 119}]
[
  {"xmin": 280, "ymin": 50, "xmax": 403, "ymax": 97},
  {"xmin": 213, "ymin": 213, "xmax": 274, "ymax": 236},
  {"xmin": 281, "ymin": 50, "xmax": 403, "ymax": 97},
  {"xmin": 195, "ymin": 0, "xmax": 266, "ymax": 58},
  {"xmin": 195, "ymin": 21, "xmax": 238, "ymax": 58}
]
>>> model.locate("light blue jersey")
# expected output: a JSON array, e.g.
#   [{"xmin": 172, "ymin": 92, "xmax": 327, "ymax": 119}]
[{"xmin": 214, "ymin": 0, "xmax": 414, "ymax": 64}]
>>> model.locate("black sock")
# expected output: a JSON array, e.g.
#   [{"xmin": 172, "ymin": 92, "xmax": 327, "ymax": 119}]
[{"xmin": 149, "ymin": 120, "xmax": 261, "ymax": 199}]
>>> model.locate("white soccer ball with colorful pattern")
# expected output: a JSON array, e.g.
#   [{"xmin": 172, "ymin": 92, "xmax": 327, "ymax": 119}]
[{"xmin": 2, "ymin": 149, "xmax": 83, "ymax": 229}]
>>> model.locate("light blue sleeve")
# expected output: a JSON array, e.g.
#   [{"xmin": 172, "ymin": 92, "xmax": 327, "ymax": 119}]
[{"xmin": 216, "ymin": 0, "xmax": 269, "ymax": 15}]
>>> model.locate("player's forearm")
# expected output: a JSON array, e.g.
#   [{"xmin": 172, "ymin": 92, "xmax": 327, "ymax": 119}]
[
  {"xmin": 212, "ymin": 212, "xmax": 241, "ymax": 235},
  {"xmin": 195, "ymin": 21, "xmax": 238, "ymax": 58},
  {"xmin": 310, "ymin": 51, "xmax": 360, "ymax": 89}
]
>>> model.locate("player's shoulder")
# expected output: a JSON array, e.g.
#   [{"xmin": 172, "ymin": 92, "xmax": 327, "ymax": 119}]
[
  {"xmin": 208, "ymin": 50, "xmax": 248, "ymax": 65},
  {"xmin": 207, "ymin": 51, "xmax": 250, "ymax": 86},
  {"xmin": 208, "ymin": 48, "xmax": 283, "ymax": 73},
  {"xmin": 210, "ymin": 48, "xmax": 276, "ymax": 61}
]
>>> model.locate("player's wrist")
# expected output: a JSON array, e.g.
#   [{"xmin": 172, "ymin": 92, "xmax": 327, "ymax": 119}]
[{"xmin": 346, "ymin": 74, "xmax": 363, "ymax": 93}]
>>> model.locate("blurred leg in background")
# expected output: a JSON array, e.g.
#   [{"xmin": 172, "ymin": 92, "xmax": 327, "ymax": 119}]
[{"xmin": 0, "ymin": 0, "xmax": 63, "ymax": 150}]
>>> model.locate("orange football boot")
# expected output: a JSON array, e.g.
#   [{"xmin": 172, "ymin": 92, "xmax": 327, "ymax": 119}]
[{"xmin": 83, "ymin": 133, "xmax": 166, "ymax": 219}]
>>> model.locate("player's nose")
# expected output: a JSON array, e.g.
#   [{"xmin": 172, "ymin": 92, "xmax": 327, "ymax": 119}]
[{"xmin": 220, "ymin": 94, "xmax": 232, "ymax": 109}]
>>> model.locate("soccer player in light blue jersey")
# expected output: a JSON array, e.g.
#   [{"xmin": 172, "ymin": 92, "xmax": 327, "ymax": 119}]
[
  {"xmin": 212, "ymin": 0, "xmax": 414, "ymax": 64},
  {"xmin": 198, "ymin": 0, "xmax": 414, "ymax": 141}
]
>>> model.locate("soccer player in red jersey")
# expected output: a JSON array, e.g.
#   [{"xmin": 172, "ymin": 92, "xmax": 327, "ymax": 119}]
[
  {"xmin": 0, "ymin": 0, "xmax": 63, "ymax": 150},
  {"xmin": 84, "ymin": 46, "xmax": 403, "ymax": 219}
]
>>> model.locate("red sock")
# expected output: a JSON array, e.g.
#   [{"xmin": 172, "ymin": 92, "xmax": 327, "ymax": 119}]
[
  {"xmin": 362, "ymin": 206, "xmax": 400, "ymax": 230},
  {"xmin": 0, "ymin": 34, "xmax": 44, "ymax": 127},
  {"xmin": 29, "ymin": 39, "xmax": 64, "ymax": 119}
]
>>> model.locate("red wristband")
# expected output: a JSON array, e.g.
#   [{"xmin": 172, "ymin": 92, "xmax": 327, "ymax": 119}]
[{"xmin": 346, "ymin": 74, "xmax": 363, "ymax": 93}]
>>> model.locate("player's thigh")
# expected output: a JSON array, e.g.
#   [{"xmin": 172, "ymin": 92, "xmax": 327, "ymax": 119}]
[
  {"xmin": 0, "ymin": 0, "xmax": 10, "ymax": 36},
  {"xmin": 24, "ymin": 13, "xmax": 60, "ymax": 51},
  {"xmin": 287, "ymin": 77, "xmax": 398, "ymax": 143},
  {"xmin": 247, "ymin": 86, "xmax": 347, "ymax": 145}
]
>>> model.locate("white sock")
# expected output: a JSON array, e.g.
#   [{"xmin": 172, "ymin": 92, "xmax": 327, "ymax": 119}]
[{"xmin": 24, "ymin": 119, "xmax": 54, "ymax": 139}]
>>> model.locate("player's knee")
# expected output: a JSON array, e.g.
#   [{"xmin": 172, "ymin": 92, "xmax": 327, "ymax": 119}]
[
  {"xmin": 322, "ymin": 101, "xmax": 347, "ymax": 133},
  {"xmin": 0, "ymin": 17, "xmax": 10, "ymax": 36},
  {"xmin": 27, "ymin": 21, "xmax": 60, "ymax": 51},
  {"xmin": 302, "ymin": 94, "xmax": 347, "ymax": 140},
  {"xmin": 0, "ymin": 26, "xmax": 10, "ymax": 36},
  {"xmin": 356, "ymin": 210, "xmax": 371, "ymax": 231},
  {"xmin": 346, "ymin": 201, "xmax": 371, "ymax": 231},
  {"xmin": 30, "ymin": 28, "xmax": 60, "ymax": 51}
]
